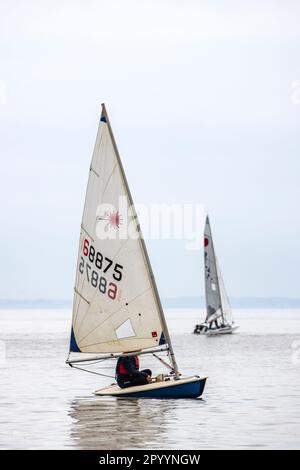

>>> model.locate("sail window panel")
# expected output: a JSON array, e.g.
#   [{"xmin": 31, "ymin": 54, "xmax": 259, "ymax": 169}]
[{"xmin": 115, "ymin": 319, "xmax": 136, "ymax": 339}]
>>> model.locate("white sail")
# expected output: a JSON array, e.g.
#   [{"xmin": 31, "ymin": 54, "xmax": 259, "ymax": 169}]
[
  {"xmin": 69, "ymin": 105, "xmax": 174, "ymax": 359},
  {"xmin": 216, "ymin": 258, "xmax": 233, "ymax": 326},
  {"xmin": 204, "ymin": 216, "xmax": 224, "ymax": 325},
  {"xmin": 204, "ymin": 216, "xmax": 234, "ymax": 327}
]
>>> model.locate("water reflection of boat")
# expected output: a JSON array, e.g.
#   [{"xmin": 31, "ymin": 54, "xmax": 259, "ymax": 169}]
[{"xmin": 69, "ymin": 398, "xmax": 175, "ymax": 449}]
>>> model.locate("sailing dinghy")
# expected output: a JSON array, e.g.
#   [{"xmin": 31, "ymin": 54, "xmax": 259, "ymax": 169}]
[
  {"xmin": 66, "ymin": 104, "xmax": 207, "ymax": 398},
  {"xmin": 194, "ymin": 216, "xmax": 239, "ymax": 336}
]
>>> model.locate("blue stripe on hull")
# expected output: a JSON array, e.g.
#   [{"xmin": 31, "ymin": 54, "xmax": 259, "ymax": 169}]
[{"xmin": 118, "ymin": 378, "xmax": 206, "ymax": 399}]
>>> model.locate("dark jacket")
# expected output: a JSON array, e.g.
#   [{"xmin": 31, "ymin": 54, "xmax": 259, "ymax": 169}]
[{"xmin": 116, "ymin": 356, "xmax": 139, "ymax": 379}]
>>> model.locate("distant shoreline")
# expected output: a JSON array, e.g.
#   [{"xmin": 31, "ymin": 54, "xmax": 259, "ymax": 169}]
[{"xmin": 1, "ymin": 297, "xmax": 300, "ymax": 309}]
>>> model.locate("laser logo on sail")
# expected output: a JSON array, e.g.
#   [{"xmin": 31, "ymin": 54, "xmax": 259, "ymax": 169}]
[{"xmin": 98, "ymin": 211, "xmax": 122, "ymax": 229}]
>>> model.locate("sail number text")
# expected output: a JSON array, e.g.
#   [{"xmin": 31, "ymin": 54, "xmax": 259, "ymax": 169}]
[{"xmin": 79, "ymin": 239, "xmax": 124, "ymax": 300}]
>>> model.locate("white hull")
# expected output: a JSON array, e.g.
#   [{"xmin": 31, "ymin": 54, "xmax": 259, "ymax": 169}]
[
  {"xmin": 194, "ymin": 323, "xmax": 239, "ymax": 336},
  {"xmin": 206, "ymin": 325, "xmax": 239, "ymax": 336}
]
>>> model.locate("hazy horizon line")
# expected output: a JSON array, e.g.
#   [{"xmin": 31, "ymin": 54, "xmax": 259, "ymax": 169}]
[{"xmin": 1, "ymin": 297, "xmax": 300, "ymax": 309}]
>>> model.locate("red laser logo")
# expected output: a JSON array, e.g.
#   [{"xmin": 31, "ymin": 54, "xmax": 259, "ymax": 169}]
[{"xmin": 98, "ymin": 211, "xmax": 122, "ymax": 229}]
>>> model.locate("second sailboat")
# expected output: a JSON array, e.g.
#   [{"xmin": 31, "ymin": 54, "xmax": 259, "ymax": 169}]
[{"xmin": 194, "ymin": 216, "xmax": 239, "ymax": 336}]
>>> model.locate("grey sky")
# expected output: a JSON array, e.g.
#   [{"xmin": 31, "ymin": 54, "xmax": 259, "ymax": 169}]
[{"xmin": 1, "ymin": 1, "xmax": 300, "ymax": 300}]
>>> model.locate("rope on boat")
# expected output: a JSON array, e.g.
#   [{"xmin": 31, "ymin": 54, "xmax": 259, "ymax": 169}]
[
  {"xmin": 152, "ymin": 353, "xmax": 174, "ymax": 372},
  {"xmin": 69, "ymin": 360, "xmax": 115, "ymax": 379}
]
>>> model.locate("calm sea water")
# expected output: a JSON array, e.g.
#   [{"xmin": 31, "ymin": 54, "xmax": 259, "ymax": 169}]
[{"xmin": 0, "ymin": 309, "xmax": 300, "ymax": 449}]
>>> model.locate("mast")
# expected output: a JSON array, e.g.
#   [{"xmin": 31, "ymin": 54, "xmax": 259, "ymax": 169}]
[{"xmin": 101, "ymin": 104, "xmax": 180, "ymax": 377}]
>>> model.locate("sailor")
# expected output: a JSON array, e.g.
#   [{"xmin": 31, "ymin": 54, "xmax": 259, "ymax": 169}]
[{"xmin": 116, "ymin": 354, "xmax": 152, "ymax": 388}]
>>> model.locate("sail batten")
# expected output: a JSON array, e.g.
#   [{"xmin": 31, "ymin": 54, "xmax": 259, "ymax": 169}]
[
  {"xmin": 80, "ymin": 225, "xmax": 95, "ymax": 242},
  {"xmin": 69, "ymin": 105, "xmax": 178, "ymax": 375}
]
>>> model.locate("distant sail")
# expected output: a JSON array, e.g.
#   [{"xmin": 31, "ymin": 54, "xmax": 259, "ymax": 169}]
[
  {"xmin": 216, "ymin": 258, "xmax": 233, "ymax": 326},
  {"xmin": 204, "ymin": 216, "xmax": 233, "ymax": 326},
  {"xmin": 70, "ymin": 106, "xmax": 169, "ymax": 354}
]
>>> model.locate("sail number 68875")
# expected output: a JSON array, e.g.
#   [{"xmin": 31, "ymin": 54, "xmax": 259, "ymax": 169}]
[
  {"xmin": 79, "ymin": 257, "xmax": 118, "ymax": 300},
  {"xmin": 82, "ymin": 239, "xmax": 123, "ymax": 281},
  {"xmin": 78, "ymin": 239, "xmax": 124, "ymax": 301}
]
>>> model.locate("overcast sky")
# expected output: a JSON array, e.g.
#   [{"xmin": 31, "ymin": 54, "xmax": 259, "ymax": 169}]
[{"xmin": 1, "ymin": 0, "xmax": 300, "ymax": 300}]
